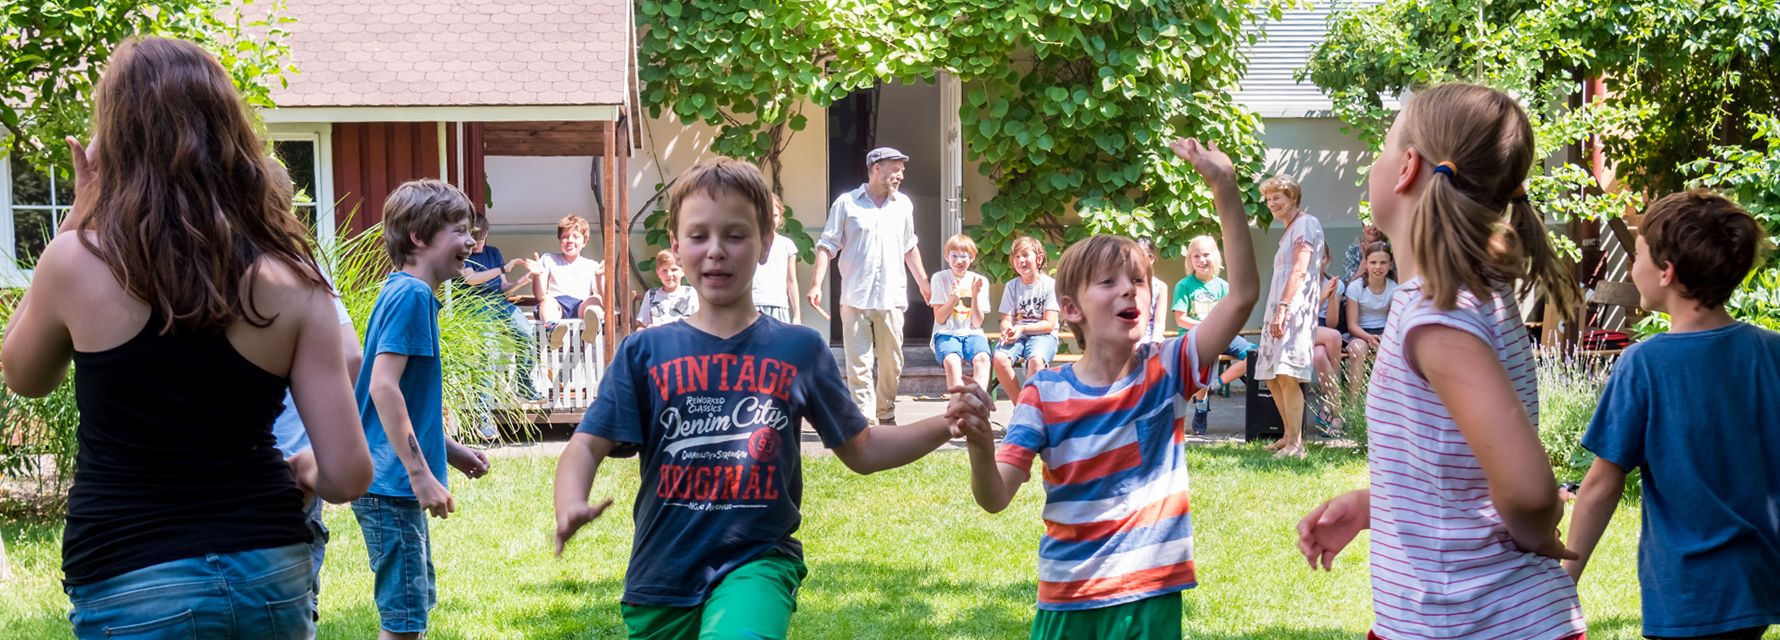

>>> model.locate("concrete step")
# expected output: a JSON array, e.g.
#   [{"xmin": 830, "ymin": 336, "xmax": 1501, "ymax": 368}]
[{"xmin": 828, "ymin": 345, "xmax": 981, "ymax": 397}]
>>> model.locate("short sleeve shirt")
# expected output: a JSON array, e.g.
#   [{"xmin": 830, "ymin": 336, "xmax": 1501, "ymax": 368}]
[
  {"xmin": 928, "ymin": 270, "xmax": 991, "ymax": 336},
  {"xmin": 355, "ymin": 272, "xmax": 447, "ymax": 497},
  {"xmin": 1582, "ymin": 322, "xmax": 1780, "ymax": 637},
  {"xmin": 750, "ymin": 234, "xmax": 797, "ymax": 309},
  {"xmin": 1171, "ymin": 276, "xmax": 1229, "ymax": 323},
  {"xmin": 463, "ymin": 245, "xmax": 507, "ymax": 302},
  {"xmin": 576, "ymin": 318, "xmax": 868, "ymax": 607},
  {"xmin": 999, "ymin": 275, "xmax": 1060, "ymax": 334},
  {"xmin": 543, "ymin": 253, "xmax": 602, "ymax": 300},
  {"xmin": 1345, "ymin": 278, "xmax": 1398, "ymax": 329},
  {"xmin": 815, "ymin": 185, "xmax": 918, "ymax": 311},
  {"xmin": 638, "ymin": 286, "xmax": 700, "ymax": 327}
]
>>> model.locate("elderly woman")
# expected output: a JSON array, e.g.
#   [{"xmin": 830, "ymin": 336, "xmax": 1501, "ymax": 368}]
[{"xmin": 1254, "ymin": 175, "xmax": 1324, "ymax": 457}]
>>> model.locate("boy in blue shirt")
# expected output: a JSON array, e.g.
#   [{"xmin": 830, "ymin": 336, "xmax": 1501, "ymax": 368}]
[
  {"xmin": 552, "ymin": 158, "xmax": 993, "ymax": 640},
  {"xmin": 1565, "ymin": 190, "xmax": 1780, "ymax": 640},
  {"xmin": 354, "ymin": 179, "xmax": 494, "ymax": 639}
]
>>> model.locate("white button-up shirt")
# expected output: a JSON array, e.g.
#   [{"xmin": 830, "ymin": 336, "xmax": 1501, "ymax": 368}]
[{"xmin": 817, "ymin": 184, "xmax": 918, "ymax": 311}]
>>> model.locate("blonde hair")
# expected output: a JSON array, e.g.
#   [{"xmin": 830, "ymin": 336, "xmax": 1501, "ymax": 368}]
[
  {"xmin": 1185, "ymin": 235, "xmax": 1222, "ymax": 276},
  {"xmin": 943, "ymin": 233, "xmax": 978, "ymax": 258},
  {"xmin": 654, "ymin": 249, "xmax": 679, "ymax": 269},
  {"xmin": 1055, "ymin": 235, "xmax": 1152, "ymax": 350},
  {"xmin": 1010, "ymin": 236, "xmax": 1046, "ymax": 267},
  {"xmin": 1399, "ymin": 83, "xmax": 1579, "ymax": 313},
  {"xmin": 1260, "ymin": 175, "xmax": 1302, "ymax": 206},
  {"xmin": 556, "ymin": 215, "xmax": 590, "ymax": 239}
]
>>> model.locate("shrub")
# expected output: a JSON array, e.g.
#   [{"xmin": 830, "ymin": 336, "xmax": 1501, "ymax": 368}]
[{"xmin": 1535, "ymin": 350, "xmax": 1613, "ymax": 485}]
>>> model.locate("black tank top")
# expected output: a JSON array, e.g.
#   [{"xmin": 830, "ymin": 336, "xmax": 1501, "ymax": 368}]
[{"xmin": 63, "ymin": 312, "xmax": 308, "ymax": 586}]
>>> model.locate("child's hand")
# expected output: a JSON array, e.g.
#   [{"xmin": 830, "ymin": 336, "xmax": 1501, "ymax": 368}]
[
  {"xmin": 944, "ymin": 383, "xmax": 994, "ymax": 441},
  {"xmin": 413, "ymin": 474, "xmax": 457, "ymax": 519},
  {"xmin": 1297, "ymin": 489, "xmax": 1369, "ymax": 570},
  {"xmin": 448, "ymin": 441, "xmax": 490, "ymax": 479},
  {"xmin": 526, "ymin": 254, "xmax": 545, "ymax": 274},
  {"xmin": 286, "ymin": 449, "xmax": 318, "ymax": 506},
  {"xmin": 1000, "ymin": 325, "xmax": 1020, "ymax": 345},
  {"xmin": 1168, "ymin": 138, "xmax": 1235, "ymax": 185},
  {"xmin": 62, "ymin": 136, "xmax": 100, "ymax": 232},
  {"xmin": 554, "ymin": 498, "xmax": 614, "ymax": 557},
  {"xmin": 1523, "ymin": 528, "xmax": 1580, "ymax": 562}
]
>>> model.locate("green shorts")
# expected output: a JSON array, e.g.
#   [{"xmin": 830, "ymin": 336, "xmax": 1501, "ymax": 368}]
[
  {"xmin": 1030, "ymin": 592, "xmax": 1182, "ymax": 640},
  {"xmin": 621, "ymin": 551, "xmax": 808, "ymax": 640}
]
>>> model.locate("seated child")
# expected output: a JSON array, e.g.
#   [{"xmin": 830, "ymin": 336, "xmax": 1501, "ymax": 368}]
[
  {"xmin": 930, "ymin": 234, "xmax": 993, "ymax": 389},
  {"xmin": 959, "ymin": 138, "xmax": 1257, "ymax": 639},
  {"xmin": 1172, "ymin": 234, "xmax": 1256, "ymax": 435},
  {"xmin": 554, "ymin": 157, "xmax": 994, "ymax": 640},
  {"xmin": 1341, "ymin": 242, "xmax": 1397, "ymax": 403},
  {"xmin": 529, "ymin": 214, "xmax": 605, "ymax": 344},
  {"xmin": 1565, "ymin": 190, "xmax": 1780, "ymax": 640},
  {"xmin": 992, "ymin": 236, "xmax": 1060, "ymax": 400},
  {"xmin": 637, "ymin": 249, "xmax": 699, "ymax": 329},
  {"xmin": 1135, "ymin": 237, "xmax": 1169, "ymax": 345}
]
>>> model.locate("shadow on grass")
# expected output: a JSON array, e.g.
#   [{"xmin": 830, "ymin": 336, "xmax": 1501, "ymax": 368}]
[{"xmin": 794, "ymin": 559, "xmax": 1038, "ymax": 639}]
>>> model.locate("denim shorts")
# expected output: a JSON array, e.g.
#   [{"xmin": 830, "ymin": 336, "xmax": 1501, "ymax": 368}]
[
  {"xmin": 352, "ymin": 495, "xmax": 436, "ymax": 633},
  {"xmin": 933, "ymin": 333, "xmax": 991, "ymax": 365},
  {"xmin": 997, "ymin": 332, "xmax": 1059, "ymax": 365},
  {"xmin": 1224, "ymin": 334, "xmax": 1257, "ymax": 359},
  {"xmin": 64, "ymin": 542, "xmax": 314, "ymax": 640}
]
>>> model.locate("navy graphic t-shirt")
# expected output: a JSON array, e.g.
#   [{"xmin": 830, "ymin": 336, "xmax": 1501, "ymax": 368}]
[{"xmin": 576, "ymin": 316, "xmax": 867, "ymax": 607}]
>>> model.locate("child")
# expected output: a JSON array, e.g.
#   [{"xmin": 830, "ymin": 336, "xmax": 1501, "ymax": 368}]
[
  {"xmin": 1172, "ymin": 235, "xmax": 1256, "ymax": 435},
  {"xmin": 1563, "ymin": 190, "xmax": 1779, "ymax": 640},
  {"xmin": 1341, "ymin": 242, "xmax": 1396, "ymax": 403},
  {"xmin": 750, "ymin": 193, "xmax": 802, "ymax": 324},
  {"xmin": 355, "ymin": 180, "xmax": 494, "ymax": 640},
  {"xmin": 1295, "ymin": 83, "xmax": 1587, "ymax": 640},
  {"xmin": 930, "ymin": 234, "xmax": 993, "ymax": 390},
  {"xmin": 1135, "ymin": 237, "xmax": 1169, "ymax": 345},
  {"xmin": 529, "ymin": 214, "xmax": 606, "ymax": 343},
  {"xmin": 959, "ymin": 138, "xmax": 1257, "ymax": 639},
  {"xmin": 638, "ymin": 249, "xmax": 699, "ymax": 329},
  {"xmin": 463, "ymin": 213, "xmax": 539, "ymax": 402},
  {"xmin": 553, "ymin": 158, "xmax": 993, "ymax": 640},
  {"xmin": 991, "ymin": 236, "xmax": 1060, "ymax": 400}
]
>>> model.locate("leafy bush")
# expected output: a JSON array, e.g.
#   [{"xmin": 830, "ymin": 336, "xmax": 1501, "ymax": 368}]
[
  {"xmin": 1631, "ymin": 268, "xmax": 1780, "ymax": 340},
  {"xmin": 1335, "ymin": 359, "xmax": 1370, "ymax": 454},
  {"xmin": 0, "ymin": 289, "xmax": 81, "ymax": 514},
  {"xmin": 1535, "ymin": 350, "xmax": 1612, "ymax": 485}
]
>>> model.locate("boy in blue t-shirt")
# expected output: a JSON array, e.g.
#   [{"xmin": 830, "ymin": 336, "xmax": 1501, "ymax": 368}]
[
  {"xmin": 1565, "ymin": 190, "xmax": 1780, "ymax": 640},
  {"xmin": 353, "ymin": 180, "xmax": 493, "ymax": 639},
  {"xmin": 553, "ymin": 158, "xmax": 993, "ymax": 640}
]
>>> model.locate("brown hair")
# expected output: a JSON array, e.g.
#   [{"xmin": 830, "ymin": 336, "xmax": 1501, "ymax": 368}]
[
  {"xmin": 665, "ymin": 158, "xmax": 774, "ymax": 245},
  {"xmin": 557, "ymin": 215, "xmax": 590, "ymax": 240},
  {"xmin": 654, "ymin": 248, "xmax": 680, "ymax": 269},
  {"xmin": 78, "ymin": 36, "xmax": 323, "ymax": 333},
  {"xmin": 1640, "ymin": 190, "xmax": 1764, "ymax": 309},
  {"xmin": 1010, "ymin": 236, "xmax": 1047, "ymax": 268},
  {"xmin": 470, "ymin": 212, "xmax": 490, "ymax": 238},
  {"xmin": 1055, "ymin": 235, "xmax": 1153, "ymax": 349},
  {"xmin": 943, "ymin": 234, "xmax": 978, "ymax": 258},
  {"xmin": 1260, "ymin": 175, "xmax": 1302, "ymax": 206},
  {"xmin": 1399, "ymin": 83, "xmax": 1580, "ymax": 313},
  {"xmin": 383, "ymin": 180, "xmax": 474, "ymax": 266}
]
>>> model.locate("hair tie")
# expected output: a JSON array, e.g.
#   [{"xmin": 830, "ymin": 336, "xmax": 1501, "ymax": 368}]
[
  {"xmin": 1511, "ymin": 186, "xmax": 1530, "ymax": 204},
  {"xmin": 1433, "ymin": 162, "xmax": 1457, "ymax": 178}
]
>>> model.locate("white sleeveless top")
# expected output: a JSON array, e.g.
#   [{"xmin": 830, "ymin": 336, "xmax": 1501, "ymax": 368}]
[{"xmin": 1364, "ymin": 277, "xmax": 1585, "ymax": 640}]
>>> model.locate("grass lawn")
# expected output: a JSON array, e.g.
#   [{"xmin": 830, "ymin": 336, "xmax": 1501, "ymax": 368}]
[{"xmin": 1, "ymin": 444, "xmax": 1665, "ymax": 639}]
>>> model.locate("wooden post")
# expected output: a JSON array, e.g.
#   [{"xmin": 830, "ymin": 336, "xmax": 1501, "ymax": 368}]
[
  {"xmin": 602, "ymin": 120, "xmax": 619, "ymax": 364},
  {"xmin": 615, "ymin": 116, "xmax": 632, "ymax": 345}
]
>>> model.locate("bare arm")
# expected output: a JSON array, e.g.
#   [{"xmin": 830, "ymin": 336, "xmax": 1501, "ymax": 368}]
[
  {"xmin": 553, "ymin": 432, "xmax": 617, "ymax": 556},
  {"xmin": 1410, "ymin": 324, "xmax": 1575, "ymax": 560},
  {"xmin": 1176, "ymin": 311, "xmax": 1200, "ymax": 332},
  {"xmin": 965, "ymin": 444, "xmax": 1030, "ymax": 513},
  {"xmin": 291, "ymin": 297, "xmax": 372, "ymax": 504},
  {"xmin": 461, "ymin": 263, "xmax": 504, "ymax": 286},
  {"xmin": 808, "ymin": 248, "xmax": 832, "ymax": 310},
  {"xmin": 531, "ymin": 255, "xmax": 550, "ymax": 304},
  {"xmin": 905, "ymin": 247, "xmax": 931, "ymax": 301},
  {"xmin": 1273, "ymin": 244, "xmax": 1314, "ymax": 333},
  {"xmin": 368, "ymin": 352, "xmax": 455, "ymax": 517},
  {"xmin": 833, "ymin": 384, "xmax": 991, "ymax": 474},
  {"xmin": 785, "ymin": 253, "xmax": 801, "ymax": 324},
  {"xmin": 1346, "ymin": 297, "xmax": 1373, "ymax": 342},
  {"xmin": 1562, "ymin": 456, "xmax": 1627, "ymax": 582},
  {"xmin": 1023, "ymin": 310, "xmax": 1058, "ymax": 335},
  {"xmin": 1, "ymin": 258, "xmax": 73, "ymax": 397},
  {"xmin": 340, "ymin": 321, "xmax": 363, "ymax": 379}
]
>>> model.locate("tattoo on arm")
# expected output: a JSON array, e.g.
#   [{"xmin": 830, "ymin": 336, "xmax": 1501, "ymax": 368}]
[{"xmin": 409, "ymin": 434, "xmax": 423, "ymax": 459}]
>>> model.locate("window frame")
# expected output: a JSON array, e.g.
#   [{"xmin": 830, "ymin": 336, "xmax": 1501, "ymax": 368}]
[
  {"xmin": 0, "ymin": 153, "xmax": 73, "ymax": 285},
  {"xmin": 267, "ymin": 124, "xmax": 337, "ymax": 248}
]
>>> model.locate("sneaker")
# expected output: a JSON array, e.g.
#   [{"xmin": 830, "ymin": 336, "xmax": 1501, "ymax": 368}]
[
  {"xmin": 1192, "ymin": 407, "xmax": 1208, "ymax": 435},
  {"xmin": 547, "ymin": 323, "xmax": 569, "ymax": 350}
]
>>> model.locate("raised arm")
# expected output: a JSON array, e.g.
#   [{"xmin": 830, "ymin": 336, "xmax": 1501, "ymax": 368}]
[
  {"xmin": 1168, "ymin": 138, "xmax": 1258, "ymax": 368},
  {"xmin": 553, "ymin": 432, "xmax": 618, "ymax": 556}
]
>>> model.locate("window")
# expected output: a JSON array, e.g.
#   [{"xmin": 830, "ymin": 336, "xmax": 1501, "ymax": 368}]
[
  {"xmin": 273, "ymin": 138, "xmax": 320, "ymax": 232},
  {"xmin": 6, "ymin": 156, "xmax": 72, "ymax": 269}
]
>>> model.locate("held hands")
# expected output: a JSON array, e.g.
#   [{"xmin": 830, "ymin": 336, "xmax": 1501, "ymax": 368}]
[
  {"xmin": 448, "ymin": 441, "xmax": 490, "ymax": 479},
  {"xmin": 945, "ymin": 383, "xmax": 995, "ymax": 443},
  {"xmin": 1297, "ymin": 489, "xmax": 1369, "ymax": 571},
  {"xmin": 1168, "ymin": 138, "xmax": 1235, "ymax": 185},
  {"xmin": 554, "ymin": 497, "xmax": 614, "ymax": 557},
  {"xmin": 412, "ymin": 473, "xmax": 457, "ymax": 519},
  {"xmin": 1524, "ymin": 528, "xmax": 1580, "ymax": 562}
]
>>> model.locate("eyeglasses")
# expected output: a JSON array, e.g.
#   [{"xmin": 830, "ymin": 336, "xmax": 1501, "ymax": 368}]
[{"xmin": 947, "ymin": 252, "xmax": 973, "ymax": 261}]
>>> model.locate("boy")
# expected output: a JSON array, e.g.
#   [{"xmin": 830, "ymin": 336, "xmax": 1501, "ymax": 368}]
[
  {"xmin": 1564, "ymin": 190, "xmax": 1780, "ymax": 640},
  {"xmin": 638, "ymin": 249, "xmax": 699, "ymax": 329},
  {"xmin": 1172, "ymin": 235, "xmax": 1255, "ymax": 435},
  {"xmin": 958, "ymin": 139, "xmax": 1257, "ymax": 639},
  {"xmin": 553, "ymin": 157, "xmax": 993, "ymax": 640},
  {"xmin": 991, "ymin": 236, "xmax": 1060, "ymax": 401},
  {"xmin": 462, "ymin": 213, "xmax": 539, "ymax": 402},
  {"xmin": 354, "ymin": 179, "xmax": 493, "ymax": 640},
  {"xmin": 530, "ymin": 214, "xmax": 606, "ymax": 344},
  {"xmin": 929, "ymin": 234, "xmax": 993, "ymax": 390}
]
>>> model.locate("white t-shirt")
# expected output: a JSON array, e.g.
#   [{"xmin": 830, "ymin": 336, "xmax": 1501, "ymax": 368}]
[
  {"xmin": 928, "ymin": 269, "xmax": 991, "ymax": 337},
  {"xmin": 542, "ymin": 253, "xmax": 602, "ymax": 300},
  {"xmin": 750, "ymin": 234, "xmax": 796, "ymax": 309},
  {"xmin": 638, "ymin": 285, "xmax": 699, "ymax": 326},
  {"xmin": 999, "ymin": 274, "xmax": 1060, "ymax": 336},
  {"xmin": 1346, "ymin": 277, "xmax": 1399, "ymax": 329}
]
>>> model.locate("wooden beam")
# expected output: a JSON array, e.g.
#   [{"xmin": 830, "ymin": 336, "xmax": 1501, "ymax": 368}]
[
  {"xmin": 482, "ymin": 121, "xmax": 606, "ymax": 156},
  {"xmin": 602, "ymin": 120, "xmax": 619, "ymax": 364},
  {"xmin": 1592, "ymin": 280, "xmax": 1643, "ymax": 309}
]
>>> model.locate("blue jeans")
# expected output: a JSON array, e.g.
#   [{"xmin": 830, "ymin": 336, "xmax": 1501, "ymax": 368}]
[
  {"xmin": 934, "ymin": 333, "xmax": 991, "ymax": 365},
  {"xmin": 352, "ymin": 495, "xmax": 436, "ymax": 633},
  {"xmin": 64, "ymin": 542, "xmax": 314, "ymax": 640},
  {"xmin": 1224, "ymin": 334, "xmax": 1257, "ymax": 359},
  {"xmin": 302, "ymin": 498, "xmax": 328, "ymax": 615},
  {"xmin": 997, "ymin": 332, "xmax": 1059, "ymax": 366}
]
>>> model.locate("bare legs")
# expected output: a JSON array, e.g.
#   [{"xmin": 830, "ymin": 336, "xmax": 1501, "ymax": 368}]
[
  {"xmin": 1264, "ymin": 374, "xmax": 1306, "ymax": 457},
  {"xmin": 991, "ymin": 353, "xmax": 1047, "ymax": 401},
  {"xmin": 944, "ymin": 353, "xmax": 993, "ymax": 389},
  {"xmin": 1345, "ymin": 338, "xmax": 1373, "ymax": 404}
]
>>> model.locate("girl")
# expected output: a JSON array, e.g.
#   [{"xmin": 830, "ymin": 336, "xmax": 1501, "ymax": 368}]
[
  {"xmin": 1, "ymin": 37, "xmax": 373, "ymax": 638},
  {"xmin": 1295, "ymin": 83, "xmax": 1587, "ymax": 640},
  {"xmin": 1342, "ymin": 242, "xmax": 1397, "ymax": 402},
  {"xmin": 1172, "ymin": 235, "xmax": 1255, "ymax": 435},
  {"xmin": 1254, "ymin": 175, "xmax": 1324, "ymax": 458}
]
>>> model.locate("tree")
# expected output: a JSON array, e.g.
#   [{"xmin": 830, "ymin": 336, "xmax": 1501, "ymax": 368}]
[
  {"xmin": 2, "ymin": 0, "xmax": 297, "ymax": 175},
  {"xmin": 636, "ymin": 0, "xmax": 1286, "ymax": 277}
]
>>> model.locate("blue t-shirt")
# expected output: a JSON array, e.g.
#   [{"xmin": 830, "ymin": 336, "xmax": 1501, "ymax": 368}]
[
  {"xmin": 577, "ymin": 316, "xmax": 867, "ymax": 607},
  {"xmin": 356, "ymin": 271, "xmax": 447, "ymax": 497},
  {"xmin": 1581, "ymin": 321, "xmax": 1780, "ymax": 637},
  {"xmin": 463, "ymin": 245, "xmax": 510, "ymax": 304}
]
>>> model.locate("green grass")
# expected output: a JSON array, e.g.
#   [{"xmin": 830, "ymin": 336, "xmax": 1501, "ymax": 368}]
[{"xmin": 1, "ymin": 445, "xmax": 1661, "ymax": 639}]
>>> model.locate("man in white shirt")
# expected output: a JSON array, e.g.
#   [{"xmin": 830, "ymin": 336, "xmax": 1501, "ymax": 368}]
[{"xmin": 807, "ymin": 148, "xmax": 931, "ymax": 425}]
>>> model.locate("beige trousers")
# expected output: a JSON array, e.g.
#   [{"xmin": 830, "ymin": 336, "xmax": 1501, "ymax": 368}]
[{"xmin": 839, "ymin": 305, "xmax": 904, "ymax": 423}]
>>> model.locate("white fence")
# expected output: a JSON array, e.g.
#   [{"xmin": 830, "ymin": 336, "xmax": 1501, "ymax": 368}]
[{"xmin": 526, "ymin": 318, "xmax": 604, "ymax": 412}]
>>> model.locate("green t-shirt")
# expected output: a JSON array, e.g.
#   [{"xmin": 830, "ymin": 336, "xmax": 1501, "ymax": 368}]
[{"xmin": 1172, "ymin": 275, "xmax": 1230, "ymax": 323}]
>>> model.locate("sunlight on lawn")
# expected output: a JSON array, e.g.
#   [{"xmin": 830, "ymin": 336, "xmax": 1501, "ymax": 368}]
[{"xmin": 1, "ymin": 445, "xmax": 1659, "ymax": 639}]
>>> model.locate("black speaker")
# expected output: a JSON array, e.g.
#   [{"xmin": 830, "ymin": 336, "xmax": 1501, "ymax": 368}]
[{"xmin": 1244, "ymin": 350, "xmax": 1284, "ymax": 442}]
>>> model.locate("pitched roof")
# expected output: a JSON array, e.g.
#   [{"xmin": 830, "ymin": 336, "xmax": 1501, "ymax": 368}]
[{"xmin": 270, "ymin": 0, "xmax": 633, "ymax": 109}]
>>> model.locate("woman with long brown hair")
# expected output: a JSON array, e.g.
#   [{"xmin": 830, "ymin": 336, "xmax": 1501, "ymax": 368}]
[{"xmin": 2, "ymin": 36, "xmax": 372, "ymax": 638}]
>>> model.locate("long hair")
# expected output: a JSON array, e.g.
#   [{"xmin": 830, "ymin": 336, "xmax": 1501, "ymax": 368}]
[
  {"xmin": 1399, "ymin": 83, "xmax": 1580, "ymax": 314},
  {"xmin": 79, "ymin": 36, "xmax": 323, "ymax": 333}
]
